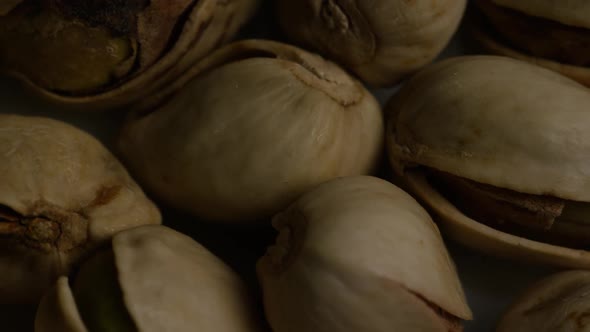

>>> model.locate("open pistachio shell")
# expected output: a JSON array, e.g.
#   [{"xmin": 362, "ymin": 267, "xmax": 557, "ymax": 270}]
[
  {"xmin": 472, "ymin": 0, "xmax": 590, "ymax": 87},
  {"xmin": 35, "ymin": 225, "xmax": 261, "ymax": 332},
  {"xmin": 276, "ymin": 0, "xmax": 466, "ymax": 87},
  {"xmin": 257, "ymin": 176, "xmax": 472, "ymax": 332},
  {"xmin": 386, "ymin": 55, "xmax": 590, "ymax": 267},
  {"xmin": 0, "ymin": 114, "xmax": 160, "ymax": 309},
  {"xmin": 118, "ymin": 40, "xmax": 384, "ymax": 223},
  {"xmin": 497, "ymin": 270, "xmax": 590, "ymax": 332},
  {"xmin": 0, "ymin": 0, "xmax": 259, "ymax": 111}
]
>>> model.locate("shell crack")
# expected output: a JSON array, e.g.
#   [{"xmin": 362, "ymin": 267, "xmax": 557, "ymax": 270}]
[
  {"xmin": 265, "ymin": 207, "xmax": 309, "ymax": 273},
  {"xmin": 408, "ymin": 289, "xmax": 464, "ymax": 332}
]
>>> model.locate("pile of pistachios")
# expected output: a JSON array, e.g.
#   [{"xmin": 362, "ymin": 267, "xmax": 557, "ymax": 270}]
[{"xmin": 1, "ymin": 0, "xmax": 590, "ymax": 331}]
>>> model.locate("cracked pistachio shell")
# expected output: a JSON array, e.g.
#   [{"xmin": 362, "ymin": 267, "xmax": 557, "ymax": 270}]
[
  {"xmin": 119, "ymin": 40, "xmax": 384, "ymax": 223},
  {"xmin": 277, "ymin": 0, "xmax": 466, "ymax": 87},
  {"xmin": 386, "ymin": 55, "xmax": 590, "ymax": 267},
  {"xmin": 35, "ymin": 225, "xmax": 261, "ymax": 332},
  {"xmin": 497, "ymin": 270, "xmax": 590, "ymax": 332},
  {"xmin": 473, "ymin": 0, "xmax": 590, "ymax": 86},
  {"xmin": 0, "ymin": 0, "xmax": 259, "ymax": 111},
  {"xmin": 257, "ymin": 176, "xmax": 472, "ymax": 332},
  {"xmin": 0, "ymin": 114, "xmax": 160, "ymax": 306}
]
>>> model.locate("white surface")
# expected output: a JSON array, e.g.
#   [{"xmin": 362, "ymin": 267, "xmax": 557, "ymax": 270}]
[{"xmin": 0, "ymin": 19, "xmax": 564, "ymax": 332}]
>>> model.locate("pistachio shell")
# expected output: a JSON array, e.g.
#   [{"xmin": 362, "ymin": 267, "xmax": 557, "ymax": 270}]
[
  {"xmin": 471, "ymin": 24, "xmax": 590, "ymax": 87},
  {"xmin": 35, "ymin": 277, "xmax": 88, "ymax": 332},
  {"xmin": 472, "ymin": 1, "xmax": 590, "ymax": 87},
  {"xmin": 257, "ymin": 176, "xmax": 472, "ymax": 332},
  {"xmin": 389, "ymin": 55, "xmax": 590, "ymax": 201},
  {"xmin": 1, "ymin": 0, "xmax": 259, "ymax": 111},
  {"xmin": 386, "ymin": 55, "xmax": 590, "ymax": 267},
  {"xmin": 497, "ymin": 270, "xmax": 590, "ymax": 332},
  {"xmin": 491, "ymin": 0, "xmax": 590, "ymax": 28},
  {"xmin": 35, "ymin": 225, "xmax": 261, "ymax": 332},
  {"xmin": 0, "ymin": 114, "xmax": 161, "ymax": 305},
  {"xmin": 119, "ymin": 40, "xmax": 384, "ymax": 223},
  {"xmin": 277, "ymin": 0, "xmax": 466, "ymax": 86},
  {"xmin": 72, "ymin": 250, "xmax": 136, "ymax": 332}
]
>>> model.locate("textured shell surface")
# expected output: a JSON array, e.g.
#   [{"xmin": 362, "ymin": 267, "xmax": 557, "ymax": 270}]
[
  {"xmin": 388, "ymin": 55, "xmax": 590, "ymax": 202},
  {"xmin": 258, "ymin": 176, "xmax": 471, "ymax": 332},
  {"xmin": 119, "ymin": 40, "xmax": 383, "ymax": 223},
  {"xmin": 277, "ymin": 0, "xmax": 466, "ymax": 86},
  {"xmin": 0, "ymin": 114, "xmax": 160, "ymax": 305}
]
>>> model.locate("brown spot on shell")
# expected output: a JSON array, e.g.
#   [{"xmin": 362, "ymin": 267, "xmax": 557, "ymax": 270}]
[{"xmin": 87, "ymin": 185, "xmax": 122, "ymax": 209}]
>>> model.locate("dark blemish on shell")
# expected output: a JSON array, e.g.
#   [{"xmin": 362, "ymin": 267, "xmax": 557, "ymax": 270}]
[{"xmin": 87, "ymin": 185, "xmax": 123, "ymax": 209}]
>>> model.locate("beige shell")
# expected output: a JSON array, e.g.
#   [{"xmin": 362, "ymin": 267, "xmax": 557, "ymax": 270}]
[
  {"xmin": 497, "ymin": 270, "xmax": 590, "ymax": 332},
  {"xmin": 386, "ymin": 55, "xmax": 590, "ymax": 267},
  {"xmin": 491, "ymin": 0, "xmax": 590, "ymax": 28},
  {"xmin": 257, "ymin": 176, "xmax": 472, "ymax": 332},
  {"xmin": 0, "ymin": 114, "xmax": 161, "ymax": 306},
  {"xmin": 118, "ymin": 40, "xmax": 384, "ymax": 223},
  {"xmin": 1, "ymin": 0, "xmax": 259, "ymax": 111},
  {"xmin": 472, "ymin": 27, "xmax": 590, "ymax": 88},
  {"xmin": 473, "ymin": 0, "xmax": 590, "ymax": 87},
  {"xmin": 276, "ymin": 0, "xmax": 466, "ymax": 87},
  {"xmin": 35, "ymin": 225, "xmax": 261, "ymax": 332}
]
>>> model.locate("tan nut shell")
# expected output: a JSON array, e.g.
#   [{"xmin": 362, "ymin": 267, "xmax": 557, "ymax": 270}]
[
  {"xmin": 257, "ymin": 176, "xmax": 472, "ymax": 332},
  {"xmin": 387, "ymin": 55, "xmax": 590, "ymax": 267},
  {"xmin": 491, "ymin": 0, "xmax": 590, "ymax": 28},
  {"xmin": 35, "ymin": 225, "xmax": 260, "ymax": 332},
  {"xmin": 0, "ymin": 115, "xmax": 160, "ymax": 304},
  {"xmin": 119, "ymin": 40, "xmax": 384, "ymax": 223},
  {"xmin": 6, "ymin": 0, "xmax": 259, "ymax": 111},
  {"xmin": 277, "ymin": 0, "xmax": 466, "ymax": 87},
  {"xmin": 472, "ymin": 19, "xmax": 590, "ymax": 87},
  {"xmin": 497, "ymin": 270, "xmax": 590, "ymax": 332}
]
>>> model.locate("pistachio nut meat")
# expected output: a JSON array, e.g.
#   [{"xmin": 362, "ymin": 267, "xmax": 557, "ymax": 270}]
[
  {"xmin": 276, "ymin": 0, "xmax": 467, "ymax": 87},
  {"xmin": 387, "ymin": 55, "xmax": 590, "ymax": 268},
  {"xmin": 497, "ymin": 270, "xmax": 590, "ymax": 332},
  {"xmin": 35, "ymin": 225, "xmax": 261, "ymax": 332},
  {"xmin": 0, "ymin": 0, "xmax": 259, "ymax": 110},
  {"xmin": 473, "ymin": 0, "xmax": 590, "ymax": 87},
  {"xmin": 257, "ymin": 176, "xmax": 472, "ymax": 332},
  {"xmin": 0, "ymin": 115, "xmax": 161, "ymax": 308},
  {"xmin": 118, "ymin": 40, "xmax": 384, "ymax": 223}
]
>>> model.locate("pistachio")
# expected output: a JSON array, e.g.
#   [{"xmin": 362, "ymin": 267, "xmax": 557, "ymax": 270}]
[
  {"xmin": 257, "ymin": 176, "xmax": 471, "ymax": 332},
  {"xmin": 472, "ymin": 0, "xmax": 590, "ymax": 87},
  {"xmin": 257, "ymin": 176, "xmax": 472, "ymax": 332},
  {"xmin": 35, "ymin": 225, "xmax": 261, "ymax": 332},
  {"xmin": 497, "ymin": 271, "xmax": 590, "ymax": 332},
  {"xmin": 276, "ymin": 0, "xmax": 466, "ymax": 86},
  {"xmin": 118, "ymin": 40, "xmax": 384, "ymax": 223},
  {"xmin": 0, "ymin": 0, "xmax": 259, "ymax": 110},
  {"xmin": 386, "ymin": 55, "xmax": 590, "ymax": 267},
  {"xmin": 0, "ymin": 114, "xmax": 160, "ymax": 312}
]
